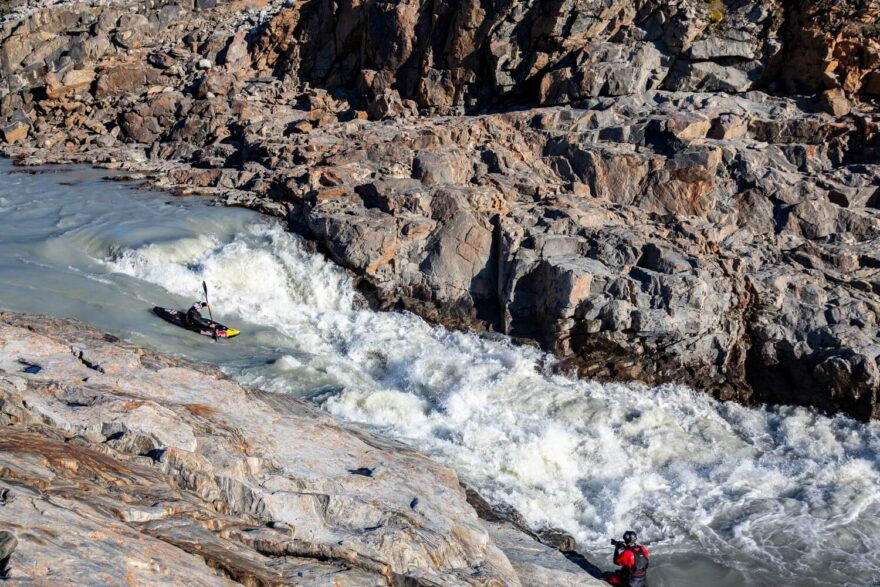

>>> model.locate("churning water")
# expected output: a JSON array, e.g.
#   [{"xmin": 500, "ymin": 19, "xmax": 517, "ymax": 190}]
[{"xmin": 0, "ymin": 159, "xmax": 877, "ymax": 586}]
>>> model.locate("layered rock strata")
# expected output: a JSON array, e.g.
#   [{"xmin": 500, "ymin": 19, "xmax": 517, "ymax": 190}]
[
  {"xmin": 0, "ymin": 0, "xmax": 878, "ymax": 419},
  {"xmin": 0, "ymin": 312, "xmax": 603, "ymax": 586}
]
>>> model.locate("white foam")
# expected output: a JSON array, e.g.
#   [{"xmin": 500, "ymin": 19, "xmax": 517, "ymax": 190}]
[{"xmin": 105, "ymin": 218, "xmax": 880, "ymax": 586}]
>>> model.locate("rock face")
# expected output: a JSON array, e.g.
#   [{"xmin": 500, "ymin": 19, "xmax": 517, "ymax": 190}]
[
  {"xmin": 254, "ymin": 96, "xmax": 879, "ymax": 420},
  {"xmin": 0, "ymin": 0, "xmax": 878, "ymax": 420},
  {"xmin": 254, "ymin": 0, "xmax": 880, "ymax": 114},
  {"xmin": 0, "ymin": 312, "xmax": 604, "ymax": 586}
]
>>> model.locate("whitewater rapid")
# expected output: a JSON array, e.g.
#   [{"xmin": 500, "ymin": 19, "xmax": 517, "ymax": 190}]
[
  {"xmin": 0, "ymin": 161, "xmax": 877, "ymax": 586},
  {"xmin": 107, "ymin": 221, "xmax": 880, "ymax": 587}
]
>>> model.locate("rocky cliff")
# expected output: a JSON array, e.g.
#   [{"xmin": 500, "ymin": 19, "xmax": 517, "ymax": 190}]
[
  {"xmin": 255, "ymin": 0, "xmax": 880, "ymax": 112},
  {"xmin": 0, "ymin": 0, "xmax": 878, "ymax": 420},
  {"xmin": 0, "ymin": 312, "xmax": 604, "ymax": 585}
]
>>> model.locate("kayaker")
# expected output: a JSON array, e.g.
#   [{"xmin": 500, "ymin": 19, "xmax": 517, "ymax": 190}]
[
  {"xmin": 607, "ymin": 531, "xmax": 649, "ymax": 587},
  {"xmin": 186, "ymin": 301, "xmax": 212, "ymax": 328}
]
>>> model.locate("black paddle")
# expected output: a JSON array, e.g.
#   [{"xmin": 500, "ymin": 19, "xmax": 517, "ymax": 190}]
[{"xmin": 202, "ymin": 280, "xmax": 217, "ymax": 341}]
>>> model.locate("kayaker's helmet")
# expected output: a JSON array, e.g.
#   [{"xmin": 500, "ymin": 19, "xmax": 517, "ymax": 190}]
[{"xmin": 623, "ymin": 531, "xmax": 637, "ymax": 545}]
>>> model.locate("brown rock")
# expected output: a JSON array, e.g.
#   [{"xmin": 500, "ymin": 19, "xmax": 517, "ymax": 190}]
[
  {"xmin": 195, "ymin": 71, "xmax": 233, "ymax": 98},
  {"xmin": 120, "ymin": 92, "xmax": 188, "ymax": 143},
  {"xmin": 667, "ymin": 117, "xmax": 712, "ymax": 141},
  {"xmin": 95, "ymin": 65, "xmax": 159, "ymax": 100},
  {"xmin": 863, "ymin": 71, "xmax": 880, "ymax": 96},
  {"xmin": 576, "ymin": 148, "xmax": 652, "ymax": 206},
  {"xmin": 708, "ymin": 114, "xmax": 748, "ymax": 140},
  {"xmin": 779, "ymin": 1, "xmax": 880, "ymax": 96},
  {"xmin": 1, "ymin": 0, "xmax": 879, "ymax": 426},
  {"xmin": 223, "ymin": 31, "xmax": 251, "ymax": 74},
  {"xmin": 819, "ymin": 88, "xmax": 851, "ymax": 116},
  {"xmin": 45, "ymin": 69, "xmax": 95, "ymax": 99},
  {"xmin": 1, "ymin": 120, "xmax": 28, "ymax": 144},
  {"xmin": 290, "ymin": 119, "xmax": 313, "ymax": 134}
]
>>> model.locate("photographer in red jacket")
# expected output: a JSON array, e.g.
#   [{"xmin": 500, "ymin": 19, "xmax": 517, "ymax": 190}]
[{"xmin": 607, "ymin": 531, "xmax": 649, "ymax": 587}]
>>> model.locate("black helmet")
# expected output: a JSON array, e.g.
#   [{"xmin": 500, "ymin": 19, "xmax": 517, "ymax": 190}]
[{"xmin": 623, "ymin": 531, "xmax": 637, "ymax": 545}]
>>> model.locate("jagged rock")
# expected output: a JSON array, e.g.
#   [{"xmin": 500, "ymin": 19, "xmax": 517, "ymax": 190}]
[
  {"xmin": 665, "ymin": 61, "xmax": 756, "ymax": 93},
  {"xmin": 195, "ymin": 71, "xmax": 233, "ymax": 98},
  {"xmin": 689, "ymin": 37, "xmax": 757, "ymax": 60},
  {"xmin": 222, "ymin": 31, "xmax": 251, "ymax": 74},
  {"xmin": 113, "ymin": 13, "xmax": 157, "ymax": 50},
  {"xmin": 487, "ymin": 523, "xmax": 605, "ymax": 587},
  {"xmin": 779, "ymin": 0, "xmax": 880, "ymax": 96},
  {"xmin": 254, "ymin": 0, "xmax": 872, "ymax": 113},
  {"xmin": 539, "ymin": 42, "xmax": 666, "ymax": 105}
]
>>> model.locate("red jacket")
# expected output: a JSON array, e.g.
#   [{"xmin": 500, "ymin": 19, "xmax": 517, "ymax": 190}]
[{"xmin": 615, "ymin": 544, "xmax": 650, "ymax": 570}]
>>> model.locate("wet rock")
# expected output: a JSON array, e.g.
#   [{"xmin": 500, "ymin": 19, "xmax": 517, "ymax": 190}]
[{"xmin": 488, "ymin": 523, "xmax": 605, "ymax": 587}]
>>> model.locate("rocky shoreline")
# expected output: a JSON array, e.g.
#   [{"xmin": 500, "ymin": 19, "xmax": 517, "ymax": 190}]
[
  {"xmin": 0, "ymin": 311, "xmax": 605, "ymax": 585},
  {"xmin": 1, "ymin": 0, "xmax": 878, "ymax": 421}
]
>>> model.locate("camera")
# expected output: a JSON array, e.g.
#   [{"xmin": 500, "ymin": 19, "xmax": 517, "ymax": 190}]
[{"xmin": 610, "ymin": 539, "xmax": 622, "ymax": 547}]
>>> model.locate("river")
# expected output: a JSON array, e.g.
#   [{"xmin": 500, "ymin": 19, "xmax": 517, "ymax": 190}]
[{"xmin": 0, "ymin": 159, "xmax": 877, "ymax": 587}]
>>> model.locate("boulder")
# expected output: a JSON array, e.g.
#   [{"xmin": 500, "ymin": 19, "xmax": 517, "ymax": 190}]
[
  {"xmin": 113, "ymin": 14, "xmax": 157, "ymax": 50},
  {"xmin": 1, "ymin": 118, "xmax": 28, "ymax": 143},
  {"xmin": 45, "ymin": 68, "xmax": 95, "ymax": 99},
  {"xmin": 95, "ymin": 64, "xmax": 160, "ymax": 99},
  {"xmin": 819, "ymin": 88, "xmax": 851, "ymax": 116},
  {"xmin": 539, "ymin": 42, "xmax": 666, "ymax": 104},
  {"xmin": 665, "ymin": 61, "xmax": 755, "ymax": 93},
  {"xmin": 222, "ymin": 31, "xmax": 251, "ymax": 74}
]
